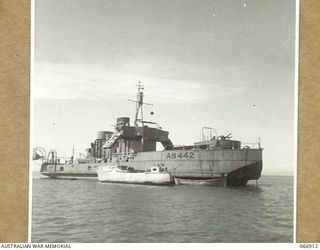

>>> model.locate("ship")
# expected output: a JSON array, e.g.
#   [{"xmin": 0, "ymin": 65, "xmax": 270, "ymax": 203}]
[{"xmin": 33, "ymin": 83, "xmax": 263, "ymax": 186}]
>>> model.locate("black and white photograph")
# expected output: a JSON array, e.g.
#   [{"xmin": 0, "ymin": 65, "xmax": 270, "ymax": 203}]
[{"xmin": 31, "ymin": 0, "xmax": 297, "ymax": 243}]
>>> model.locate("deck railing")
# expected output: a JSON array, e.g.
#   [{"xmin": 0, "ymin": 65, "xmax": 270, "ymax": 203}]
[{"xmin": 241, "ymin": 142, "xmax": 261, "ymax": 149}]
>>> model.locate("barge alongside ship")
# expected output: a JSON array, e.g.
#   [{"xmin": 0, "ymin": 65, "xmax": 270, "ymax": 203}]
[{"xmin": 33, "ymin": 84, "xmax": 263, "ymax": 186}]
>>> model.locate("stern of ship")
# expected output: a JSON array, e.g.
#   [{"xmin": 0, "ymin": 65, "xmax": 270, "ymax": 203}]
[{"xmin": 225, "ymin": 161, "xmax": 263, "ymax": 187}]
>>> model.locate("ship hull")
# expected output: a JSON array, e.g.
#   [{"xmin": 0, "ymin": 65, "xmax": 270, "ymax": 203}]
[{"xmin": 40, "ymin": 148, "xmax": 262, "ymax": 186}]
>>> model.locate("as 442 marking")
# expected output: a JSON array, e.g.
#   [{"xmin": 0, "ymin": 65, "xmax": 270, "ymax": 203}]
[{"xmin": 166, "ymin": 151, "xmax": 195, "ymax": 159}]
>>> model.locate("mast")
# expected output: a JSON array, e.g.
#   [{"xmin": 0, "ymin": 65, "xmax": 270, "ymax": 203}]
[
  {"xmin": 71, "ymin": 145, "xmax": 75, "ymax": 163},
  {"xmin": 128, "ymin": 82, "xmax": 153, "ymax": 127},
  {"xmin": 134, "ymin": 82, "xmax": 144, "ymax": 126},
  {"xmin": 128, "ymin": 82, "xmax": 153, "ymax": 152}
]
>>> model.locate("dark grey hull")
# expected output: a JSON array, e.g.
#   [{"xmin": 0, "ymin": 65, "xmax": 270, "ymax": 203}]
[{"xmin": 226, "ymin": 161, "xmax": 262, "ymax": 186}]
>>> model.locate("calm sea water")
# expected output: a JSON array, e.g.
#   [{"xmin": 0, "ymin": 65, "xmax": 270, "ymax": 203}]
[{"xmin": 31, "ymin": 175, "xmax": 293, "ymax": 243}]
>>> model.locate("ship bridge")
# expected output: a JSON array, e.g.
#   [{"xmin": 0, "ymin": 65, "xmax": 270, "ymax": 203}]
[
  {"xmin": 104, "ymin": 117, "xmax": 174, "ymax": 152},
  {"xmin": 86, "ymin": 116, "xmax": 174, "ymax": 162}
]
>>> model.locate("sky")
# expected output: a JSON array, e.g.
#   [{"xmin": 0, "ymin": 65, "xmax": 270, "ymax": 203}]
[{"xmin": 32, "ymin": 0, "xmax": 296, "ymax": 175}]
